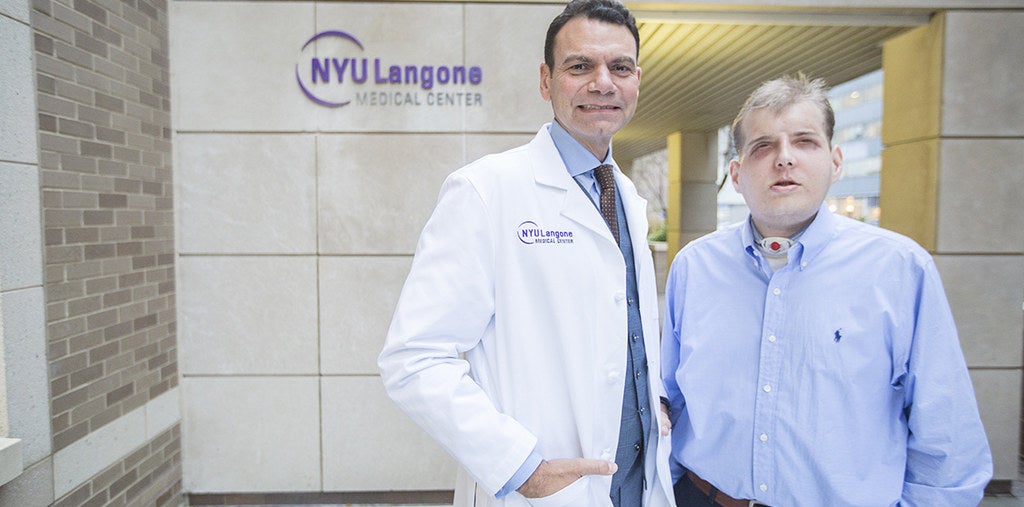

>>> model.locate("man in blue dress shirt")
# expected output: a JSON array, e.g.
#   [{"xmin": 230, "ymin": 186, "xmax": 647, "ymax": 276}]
[{"xmin": 661, "ymin": 74, "xmax": 992, "ymax": 506}]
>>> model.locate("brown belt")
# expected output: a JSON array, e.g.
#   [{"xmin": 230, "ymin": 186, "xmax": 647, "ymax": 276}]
[{"xmin": 686, "ymin": 470, "xmax": 770, "ymax": 507}]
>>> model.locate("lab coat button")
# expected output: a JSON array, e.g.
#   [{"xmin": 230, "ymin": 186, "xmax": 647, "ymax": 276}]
[
  {"xmin": 615, "ymin": 292, "xmax": 626, "ymax": 302},
  {"xmin": 601, "ymin": 449, "xmax": 612, "ymax": 460}
]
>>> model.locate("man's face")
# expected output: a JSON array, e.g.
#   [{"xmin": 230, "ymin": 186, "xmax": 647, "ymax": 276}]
[
  {"xmin": 729, "ymin": 100, "xmax": 843, "ymax": 238},
  {"xmin": 540, "ymin": 16, "xmax": 641, "ymax": 160}
]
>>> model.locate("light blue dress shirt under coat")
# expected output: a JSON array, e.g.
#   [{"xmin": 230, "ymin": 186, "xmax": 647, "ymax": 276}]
[{"xmin": 661, "ymin": 205, "xmax": 993, "ymax": 506}]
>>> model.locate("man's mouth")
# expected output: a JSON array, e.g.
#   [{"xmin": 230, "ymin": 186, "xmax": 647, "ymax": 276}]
[
  {"xmin": 579, "ymin": 104, "xmax": 619, "ymax": 111},
  {"xmin": 772, "ymin": 180, "xmax": 800, "ymax": 190}
]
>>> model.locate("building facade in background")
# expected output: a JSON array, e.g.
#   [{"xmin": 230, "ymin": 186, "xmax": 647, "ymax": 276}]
[{"xmin": 1, "ymin": 1, "xmax": 1021, "ymax": 506}]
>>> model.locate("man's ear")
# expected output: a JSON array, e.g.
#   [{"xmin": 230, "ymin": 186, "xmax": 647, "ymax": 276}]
[
  {"xmin": 539, "ymin": 63, "xmax": 551, "ymax": 102},
  {"xmin": 729, "ymin": 158, "xmax": 742, "ymax": 192},
  {"xmin": 830, "ymin": 145, "xmax": 844, "ymax": 184}
]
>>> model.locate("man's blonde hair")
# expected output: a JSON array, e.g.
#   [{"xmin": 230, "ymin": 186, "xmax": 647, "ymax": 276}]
[{"xmin": 731, "ymin": 73, "xmax": 835, "ymax": 156}]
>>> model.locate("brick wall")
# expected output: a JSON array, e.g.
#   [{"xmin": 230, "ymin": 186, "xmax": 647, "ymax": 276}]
[
  {"xmin": 53, "ymin": 426, "xmax": 181, "ymax": 507},
  {"xmin": 31, "ymin": 0, "xmax": 180, "ymax": 503}
]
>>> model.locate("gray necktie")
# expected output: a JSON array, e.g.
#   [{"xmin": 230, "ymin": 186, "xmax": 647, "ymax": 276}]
[{"xmin": 593, "ymin": 164, "xmax": 619, "ymax": 244}]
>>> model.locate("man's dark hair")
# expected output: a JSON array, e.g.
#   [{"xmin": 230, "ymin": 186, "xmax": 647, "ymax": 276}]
[{"xmin": 544, "ymin": 0, "xmax": 640, "ymax": 70}]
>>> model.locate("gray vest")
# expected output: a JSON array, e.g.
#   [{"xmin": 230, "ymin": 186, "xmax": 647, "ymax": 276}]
[{"xmin": 608, "ymin": 188, "xmax": 650, "ymax": 506}]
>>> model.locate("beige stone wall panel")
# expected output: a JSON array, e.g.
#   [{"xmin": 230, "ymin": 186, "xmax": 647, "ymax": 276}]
[
  {"xmin": 321, "ymin": 376, "xmax": 457, "ymax": 491},
  {"xmin": 941, "ymin": 11, "xmax": 1024, "ymax": 137},
  {"xmin": 170, "ymin": 1, "xmax": 318, "ymax": 132},
  {"xmin": 181, "ymin": 377, "xmax": 320, "ymax": 493},
  {"xmin": 177, "ymin": 256, "xmax": 319, "ymax": 375},
  {"xmin": 319, "ymin": 256, "xmax": 411, "ymax": 375},
  {"xmin": 317, "ymin": 134, "xmax": 463, "ymax": 255},
  {"xmin": 175, "ymin": 133, "xmax": 318, "ymax": 254},
  {"xmin": 970, "ymin": 369, "xmax": 1022, "ymax": 481},
  {"xmin": 936, "ymin": 139, "xmax": 1024, "ymax": 254}
]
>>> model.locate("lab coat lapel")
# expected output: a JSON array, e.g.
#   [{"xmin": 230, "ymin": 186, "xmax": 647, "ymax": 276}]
[{"xmin": 527, "ymin": 128, "xmax": 618, "ymax": 245}]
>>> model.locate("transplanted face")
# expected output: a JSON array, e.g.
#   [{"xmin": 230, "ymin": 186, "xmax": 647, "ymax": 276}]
[
  {"xmin": 540, "ymin": 16, "xmax": 641, "ymax": 161},
  {"xmin": 730, "ymin": 99, "xmax": 843, "ymax": 238}
]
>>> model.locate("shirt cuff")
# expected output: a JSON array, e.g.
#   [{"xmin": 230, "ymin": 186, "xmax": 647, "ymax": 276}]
[{"xmin": 496, "ymin": 448, "xmax": 544, "ymax": 498}]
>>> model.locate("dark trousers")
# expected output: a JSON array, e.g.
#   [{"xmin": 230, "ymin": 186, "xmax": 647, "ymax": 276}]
[{"xmin": 673, "ymin": 473, "xmax": 717, "ymax": 507}]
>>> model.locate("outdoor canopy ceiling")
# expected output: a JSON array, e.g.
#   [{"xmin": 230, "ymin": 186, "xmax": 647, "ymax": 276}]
[{"xmin": 613, "ymin": 6, "xmax": 933, "ymax": 164}]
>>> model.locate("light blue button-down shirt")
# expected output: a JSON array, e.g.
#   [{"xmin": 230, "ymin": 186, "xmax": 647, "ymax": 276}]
[
  {"xmin": 496, "ymin": 120, "xmax": 617, "ymax": 498},
  {"xmin": 661, "ymin": 206, "xmax": 992, "ymax": 506}
]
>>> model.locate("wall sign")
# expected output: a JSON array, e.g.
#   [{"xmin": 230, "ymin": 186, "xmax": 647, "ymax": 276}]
[{"xmin": 296, "ymin": 30, "xmax": 484, "ymax": 108}]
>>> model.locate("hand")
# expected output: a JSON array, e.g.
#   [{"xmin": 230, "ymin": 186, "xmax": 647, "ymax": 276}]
[
  {"xmin": 517, "ymin": 458, "xmax": 618, "ymax": 498},
  {"xmin": 659, "ymin": 400, "xmax": 672, "ymax": 436}
]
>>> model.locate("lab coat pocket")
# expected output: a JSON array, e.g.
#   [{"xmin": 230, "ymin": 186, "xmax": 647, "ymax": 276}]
[{"xmin": 526, "ymin": 476, "xmax": 588, "ymax": 507}]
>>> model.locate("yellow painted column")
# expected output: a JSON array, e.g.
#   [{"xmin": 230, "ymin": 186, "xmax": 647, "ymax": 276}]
[
  {"xmin": 879, "ymin": 14, "xmax": 943, "ymax": 249},
  {"xmin": 665, "ymin": 131, "xmax": 719, "ymax": 264},
  {"xmin": 666, "ymin": 132, "xmax": 683, "ymax": 262}
]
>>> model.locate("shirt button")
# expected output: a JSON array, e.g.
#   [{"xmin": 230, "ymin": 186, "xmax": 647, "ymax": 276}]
[
  {"xmin": 634, "ymin": 443, "xmax": 641, "ymax": 451},
  {"xmin": 628, "ymin": 298, "xmax": 635, "ymax": 306},
  {"xmin": 772, "ymin": 288, "xmax": 781, "ymax": 296},
  {"xmin": 639, "ymin": 406, "xmax": 645, "ymax": 414},
  {"xmin": 768, "ymin": 335, "xmax": 777, "ymax": 343},
  {"xmin": 763, "ymin": 384, "xmax": 772, "ymax": 393},
  {"xmin": 632, "ymin": 334, "xmax": 639, "ymax": 342},
  {"xmin": 760, "ymin": 484, "xmax": 768, "ymax": 492},
  {"xmin": 760, "ymin": 433, "xmax": 768, "ymax": 442}
]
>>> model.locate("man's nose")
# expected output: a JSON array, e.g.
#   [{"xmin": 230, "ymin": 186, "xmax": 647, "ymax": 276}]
[{"xmin": 588, "ymin": 68, "xmax": 615, "ymax": 94}]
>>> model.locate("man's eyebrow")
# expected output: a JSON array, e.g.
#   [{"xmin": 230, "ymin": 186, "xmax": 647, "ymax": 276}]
[
  {"xmin": 609, "ymin": 56, "xmax": 637, "ymax": 67},
  {"xmin": 745, "ymin": 135, "xmax": 772, "ymax": 149},
  {"xmin": 560, "ymin": 55, "xmax": 594, "ymax": 67},
  {"xmin": 793, "ymin": 129, "xmax": 822, "ymax": 138}
]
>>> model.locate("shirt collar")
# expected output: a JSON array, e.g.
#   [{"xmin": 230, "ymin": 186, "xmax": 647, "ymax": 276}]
[
  {"xmin": 547, "ymin": 120, "xmax": 613, "ymax": 177},
  {"xmin": 742, "ymin": 203, "xmax": 838, "ymax": 269}
]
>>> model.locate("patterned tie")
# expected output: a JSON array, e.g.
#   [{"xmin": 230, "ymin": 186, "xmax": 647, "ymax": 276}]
[{"xmin": 593, "ymin": 164, "xmax": 619, "ymax": 244}]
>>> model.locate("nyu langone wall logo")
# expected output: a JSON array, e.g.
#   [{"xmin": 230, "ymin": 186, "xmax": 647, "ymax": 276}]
[
  {"xmin": 518, "ymin": 221, "xmax": 574, "ymax": 245},
  {"xmin": 295, "ymin": 30, "xmax": 484, "ymax": 108}
]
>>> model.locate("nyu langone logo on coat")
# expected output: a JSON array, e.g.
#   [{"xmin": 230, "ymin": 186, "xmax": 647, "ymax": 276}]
[
  {"xmin": 518, "ymin": 221, "xmax": 574, "ymax": 245},
  {"xmin": 295, "ymin": 30, "xmax": 484, "ymax": 108}
]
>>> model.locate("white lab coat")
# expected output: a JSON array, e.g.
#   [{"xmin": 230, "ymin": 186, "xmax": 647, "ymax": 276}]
[{"xmin": 379, "ymin": 125, "xmax": 675, "ymax": 507}]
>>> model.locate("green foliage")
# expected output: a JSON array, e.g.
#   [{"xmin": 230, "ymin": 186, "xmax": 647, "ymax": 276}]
[{"xmin": 647, "ymin": 222, "xmax": 667, "ymax": 242}]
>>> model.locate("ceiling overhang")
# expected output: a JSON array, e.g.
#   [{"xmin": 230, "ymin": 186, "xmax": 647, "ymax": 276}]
[{"xmin": 614, "ymin": 5, "xmax": 932, "ymax": 164}]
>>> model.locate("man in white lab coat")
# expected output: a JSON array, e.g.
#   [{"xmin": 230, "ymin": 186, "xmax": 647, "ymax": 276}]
[{"xmin": 378, "ymin": 1, "xmax": 674, "ymax": 506}]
